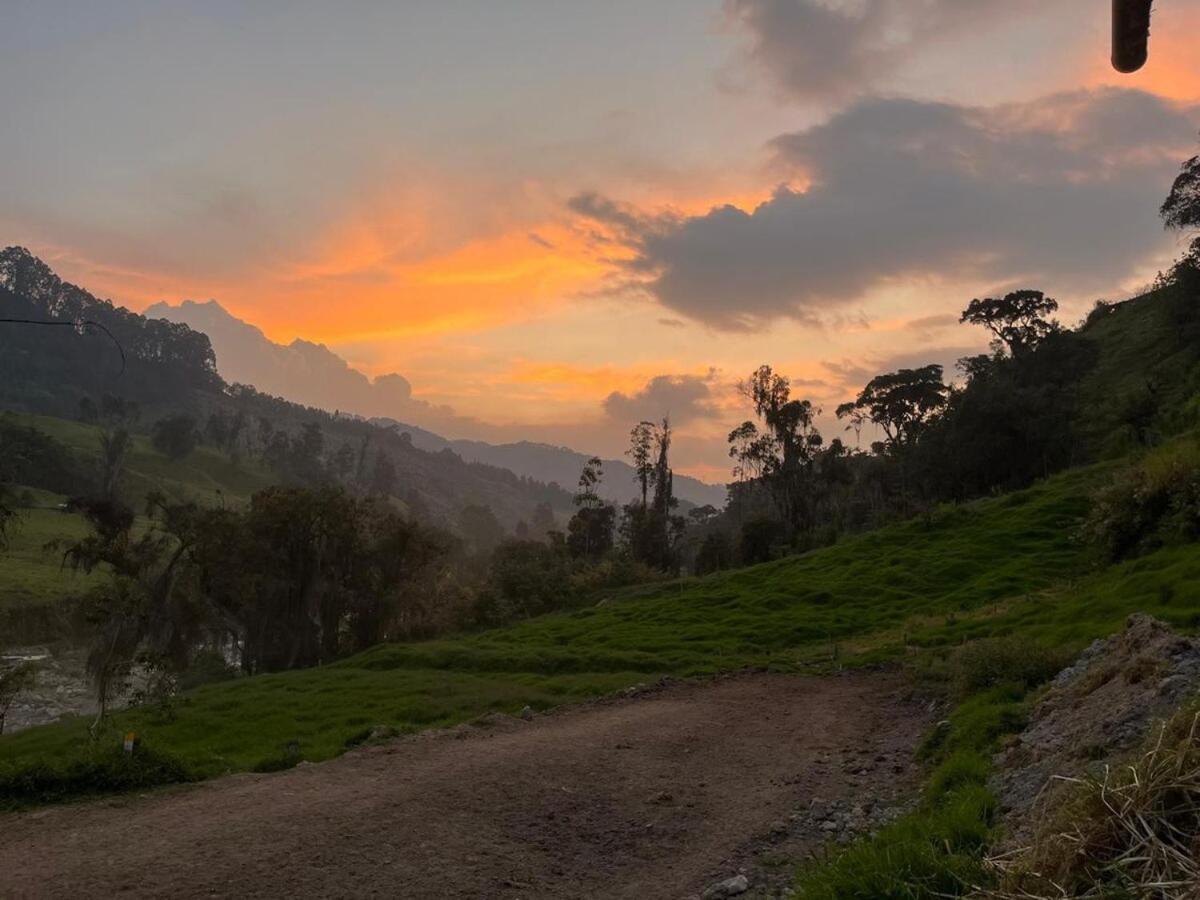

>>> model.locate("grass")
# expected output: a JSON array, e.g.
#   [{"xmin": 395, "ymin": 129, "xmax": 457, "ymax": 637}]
[
  {"xmin": 794, "ymin": 685, "xmax": 1026, "ymax": 899},
  {"xmin": 0, "ymin": 413, "xmax": 276, "ymax": 632},
  {"xmin": 13, "ymin": 413, "xmax": 275, "ymax": 506},
  {"xmin": 0, "ymin": 495, "xmax": 96, "ymax": 612}
]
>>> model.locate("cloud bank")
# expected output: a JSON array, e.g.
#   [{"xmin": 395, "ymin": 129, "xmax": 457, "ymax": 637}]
[{"xmin": 574, "ymin": 88, "xmax": 1198, "ymax": 331}]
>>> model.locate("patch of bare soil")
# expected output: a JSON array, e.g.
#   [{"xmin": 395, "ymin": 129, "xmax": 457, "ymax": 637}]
[
  {"xmin": 994, "ymin": 614, "xmax": 1200, "ymax": 843},
  {"xmin": 0, "ymin": 671, "xmax": 928, "ymax": 900}
]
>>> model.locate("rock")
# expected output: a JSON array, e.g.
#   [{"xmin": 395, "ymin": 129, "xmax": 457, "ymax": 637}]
[
  {"xmin": 994, "ymin": 614, "xmax": 1200, "ymax": 845},
  {"xmin": 519, "ymin": 705, "xmax": 534, "ymax": 721},
  {"xmin": 702, "ymin": 874, "xmax": 749, "ymax": 899}
]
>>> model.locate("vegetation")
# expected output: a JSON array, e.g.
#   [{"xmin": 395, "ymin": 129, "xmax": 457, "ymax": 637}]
[
  {"xmin": 988, "ymin": 703, "xmax": 1200, "ymax": 898},
  {"xmin": 5, "ymin": 449, "xmax": 1200, "ymax": 813}
]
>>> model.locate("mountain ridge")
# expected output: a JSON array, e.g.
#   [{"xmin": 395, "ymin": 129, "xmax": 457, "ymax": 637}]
[{"xmin": 148, "ymin": 297, "xmax": 727, "ymax": 507}]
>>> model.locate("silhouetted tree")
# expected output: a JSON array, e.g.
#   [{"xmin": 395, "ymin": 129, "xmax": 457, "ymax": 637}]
[
  {"xmin": 1161, "ymin": 143, "xmax": 1200, "ymax": 278},
  {"xmin": 729, "ymin": 365, "xmax": 823, "ymax": 533},
  {"xmin": 960, "ymin": 290, "xmax": 1061, "ymax": 357},
  {"xmin": 627, "ymin": 421, "xmax": 655, "ymax": 506},
  {"xmin": 567, "ymin": 457, "xmax": 615, "ymax": 559},
  {"xmin": 836, "ymin": 365, "xmax": 949, "ymax": 451}
]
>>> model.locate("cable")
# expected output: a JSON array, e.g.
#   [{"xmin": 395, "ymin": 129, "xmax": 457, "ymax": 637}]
[{"xmin": 0, "ymin": 317, "xmax": 127, "ymax": 375}]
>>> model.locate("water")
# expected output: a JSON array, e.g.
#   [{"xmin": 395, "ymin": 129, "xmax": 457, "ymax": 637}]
[{"xmin": 2, "ymin": 644, "xmax": 98, "ymax": 734}]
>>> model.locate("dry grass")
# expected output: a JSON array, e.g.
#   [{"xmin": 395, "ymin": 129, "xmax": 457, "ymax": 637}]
[{"xmin": 982, "ymin": 706, "xmax": 1200, "ymax": 899}]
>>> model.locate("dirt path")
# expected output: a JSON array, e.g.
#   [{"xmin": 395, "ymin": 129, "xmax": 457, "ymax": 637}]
[{"xmin": 0, "ymin": 672, "xmax": 927, "ymax": 899}]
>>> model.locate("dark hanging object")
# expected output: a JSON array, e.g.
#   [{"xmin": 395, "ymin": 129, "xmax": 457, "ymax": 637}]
[{"xmin": 1112, "ymin": 0, "xmax": 1154, "ymax": 73}]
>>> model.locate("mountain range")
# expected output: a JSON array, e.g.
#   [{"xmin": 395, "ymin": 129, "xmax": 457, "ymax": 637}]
[{"xmin": 145, "ymin": 299, "xmax": 727, "ymax": 508}]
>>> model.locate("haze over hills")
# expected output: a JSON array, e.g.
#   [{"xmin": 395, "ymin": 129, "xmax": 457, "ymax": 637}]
[{"xmin": 146, "ymin": 298, "xmax": 727, "ymax": 508}]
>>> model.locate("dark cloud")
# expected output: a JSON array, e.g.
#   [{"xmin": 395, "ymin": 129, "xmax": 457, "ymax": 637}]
[
  {"xmin": 657, "ymin": 317, "xmax": 687, "ymax": 328},
  {"xmin": 603, "ymin": 371, "xmax": 719, "ymax": 424},
  {"xmin": 823, "ymin": 345, "xmax": 986, "ymax": 392},
  {"xmin": 587, "ymin": 89, "xmax": 1198, "ymax": 331},
  {"xmin": 724, "ymin": 0, "xmax": 1056, "ymax": 103}
]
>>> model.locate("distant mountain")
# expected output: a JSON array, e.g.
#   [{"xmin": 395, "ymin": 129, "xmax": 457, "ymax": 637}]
[
  {"xmin": 150, "ymin": 298, "xmax": 727, "ymax": 508},
  {"xmin": 142, "ymin": 299, "xmax": 435, "ymax": 423}
]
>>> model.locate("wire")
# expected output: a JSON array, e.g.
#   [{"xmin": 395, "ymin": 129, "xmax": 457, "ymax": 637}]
[{"xmin": 0, "ymin": 317, "xmax": 127, "ymax": 375}]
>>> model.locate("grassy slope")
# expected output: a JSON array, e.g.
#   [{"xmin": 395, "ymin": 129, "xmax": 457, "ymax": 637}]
[
  {"xmin": 9, "ymin": 456, "xmax": 1199, "ymax": 790},
  {"xmin": 0, "ymin": 414, "xmax": 275, "ymax": 620}
]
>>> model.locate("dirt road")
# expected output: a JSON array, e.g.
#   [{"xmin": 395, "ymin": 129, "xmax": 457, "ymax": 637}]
[{"xmin": 0, "ymin": 672, "xmax": 927, "ymax": 899}]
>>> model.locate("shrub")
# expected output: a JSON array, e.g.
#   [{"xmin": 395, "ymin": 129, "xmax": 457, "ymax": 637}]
[
  {"xmin": 949, "ymin": 637, "xmax": 1071, "ymax": 700},
  {"xmin": 0, "ymin": 742, "xmax": 190, "ymax": 809},
  {"xmin": 1083, "ymin": 439, "xmax": 1200, "ymax": 562}
]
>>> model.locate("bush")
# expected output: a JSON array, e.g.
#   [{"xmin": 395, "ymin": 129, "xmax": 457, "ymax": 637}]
[
  {"xmin": 1083, "ymin": 440, "xmax": 1200, "ymax": 561},
  {"xmin": 0, "ymin": 742, "xmax": 190, "ymax": 809},
  {"xmin": 949, "ymin": 637, "xmax": 1071, "ymax": 700}
]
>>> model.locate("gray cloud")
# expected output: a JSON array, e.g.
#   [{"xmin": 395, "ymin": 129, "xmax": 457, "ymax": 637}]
[
  {"xmin": 603, "ymin": 371, "xmax": 720, "ymax": 424},
  {"xmin": 823, "ymin": 345, "xmax": 984, "ymax": 392},
  {"xmin": 585, "ymin": 89, "xmax": 1198, "ymax": 331},
  {"xmin": 724, "ymin": 0, "xmax": 1061, "ymax": 103}
]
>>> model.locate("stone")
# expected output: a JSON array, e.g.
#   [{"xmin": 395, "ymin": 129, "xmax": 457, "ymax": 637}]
[{"xmin": 702, "ymin": 874, "xmax": 750, "ymax": 899}]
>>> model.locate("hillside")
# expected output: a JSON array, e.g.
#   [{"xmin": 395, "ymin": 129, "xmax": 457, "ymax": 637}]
[
  {"xmin": 5, "ymin": 451, "xmax": 1193, "ymax": 782},
  {"xmin": 146, "ymin": 297, "xmax": 726, "ymax": 508},
  {"xmin": 0, "ymin": 247, "xmax": 577, "ymax": 531}
]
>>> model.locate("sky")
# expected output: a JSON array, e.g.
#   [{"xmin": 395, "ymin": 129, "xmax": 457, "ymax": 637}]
[{"xmin": 4, "ymin": 0, "xmax": 1200, "ymax": 482}]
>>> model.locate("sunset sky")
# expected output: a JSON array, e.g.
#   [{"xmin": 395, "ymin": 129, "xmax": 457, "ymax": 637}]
[{"xmin": 4, "ymin": 1, "xmax": 1200, "ymax": 482}]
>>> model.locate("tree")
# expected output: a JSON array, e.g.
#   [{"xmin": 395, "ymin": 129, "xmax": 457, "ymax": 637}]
[
  {"xmin": 575, "ymin": 456, "xmax": 604, "ymax": 508},
  {"xmin": 728, "ymin": 365, "xmax": 823, "ymax": 533},
  {"xmin": 530, "ymin": 501, "xmax": 557, "ymax": 540},
  {"xmin": 960, "ymin": 290, "xmax": 1060, "ymax": 357},
  {"xmin": 98, "ymin": 428, "xmax": 132, "ymax": 499},
  {"xmin": 694, "ymin": 530, "xmax": 732, "ymax": 575},
  {"xmin": 370, "ymin": 448, "xmax": 397, "ymax": 497},
  {"xmin": 836, "ymin": 365, "xmax": 949, "ymax": 450},
  {"xmin": 460, "ymin": 504, "xmax": 504, "ymax": 557},
  {"xmin": 152, "ymin": 415, "xmax": 199, "ymax": 460},
  {"xmin": 1161, "ymin": 144, "xmax": 1200, "ymax": 276},
  {"xmin": 626, "ymin": 421, "xmax": 655, "ymax": 506},
  {"xmin": 1161, "ymin": 146, "xmax": 1200, "ymax": 233},
  {"xmin": 567, "ymin": 503, "xmax": 615, "ymax": 559},
  {"xmin": 567, "ymin": 457, "xmax": 615, "ymax": 559}
]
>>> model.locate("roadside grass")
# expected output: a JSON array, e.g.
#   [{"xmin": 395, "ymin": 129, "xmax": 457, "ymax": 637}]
[{"xmin": 794, "ymin": 685, "xmax": 1026, "ymax": 899}]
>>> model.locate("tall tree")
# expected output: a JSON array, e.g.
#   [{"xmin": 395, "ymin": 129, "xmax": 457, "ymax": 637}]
[
  {"xmin": 960, "ymin": 290, "xmax": 1060, "ymax": 357},
  {"xmin": 728, "ymin": 365, "xmax": 823, "ymax": 533},
  {"xmin": 836, "ymin": 365, "xmax": 949, "ymax": 450},
  {"xmin": 1161, "ymin": 145, "xmax": 1200, "ymax": 275},
  {"xmin": 567, "ymin": 457, "xmax": 615, "ymax": 559},
  {"xmin": 627, "ymin": 421, "xmax": 655, "ymax": 507}
]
